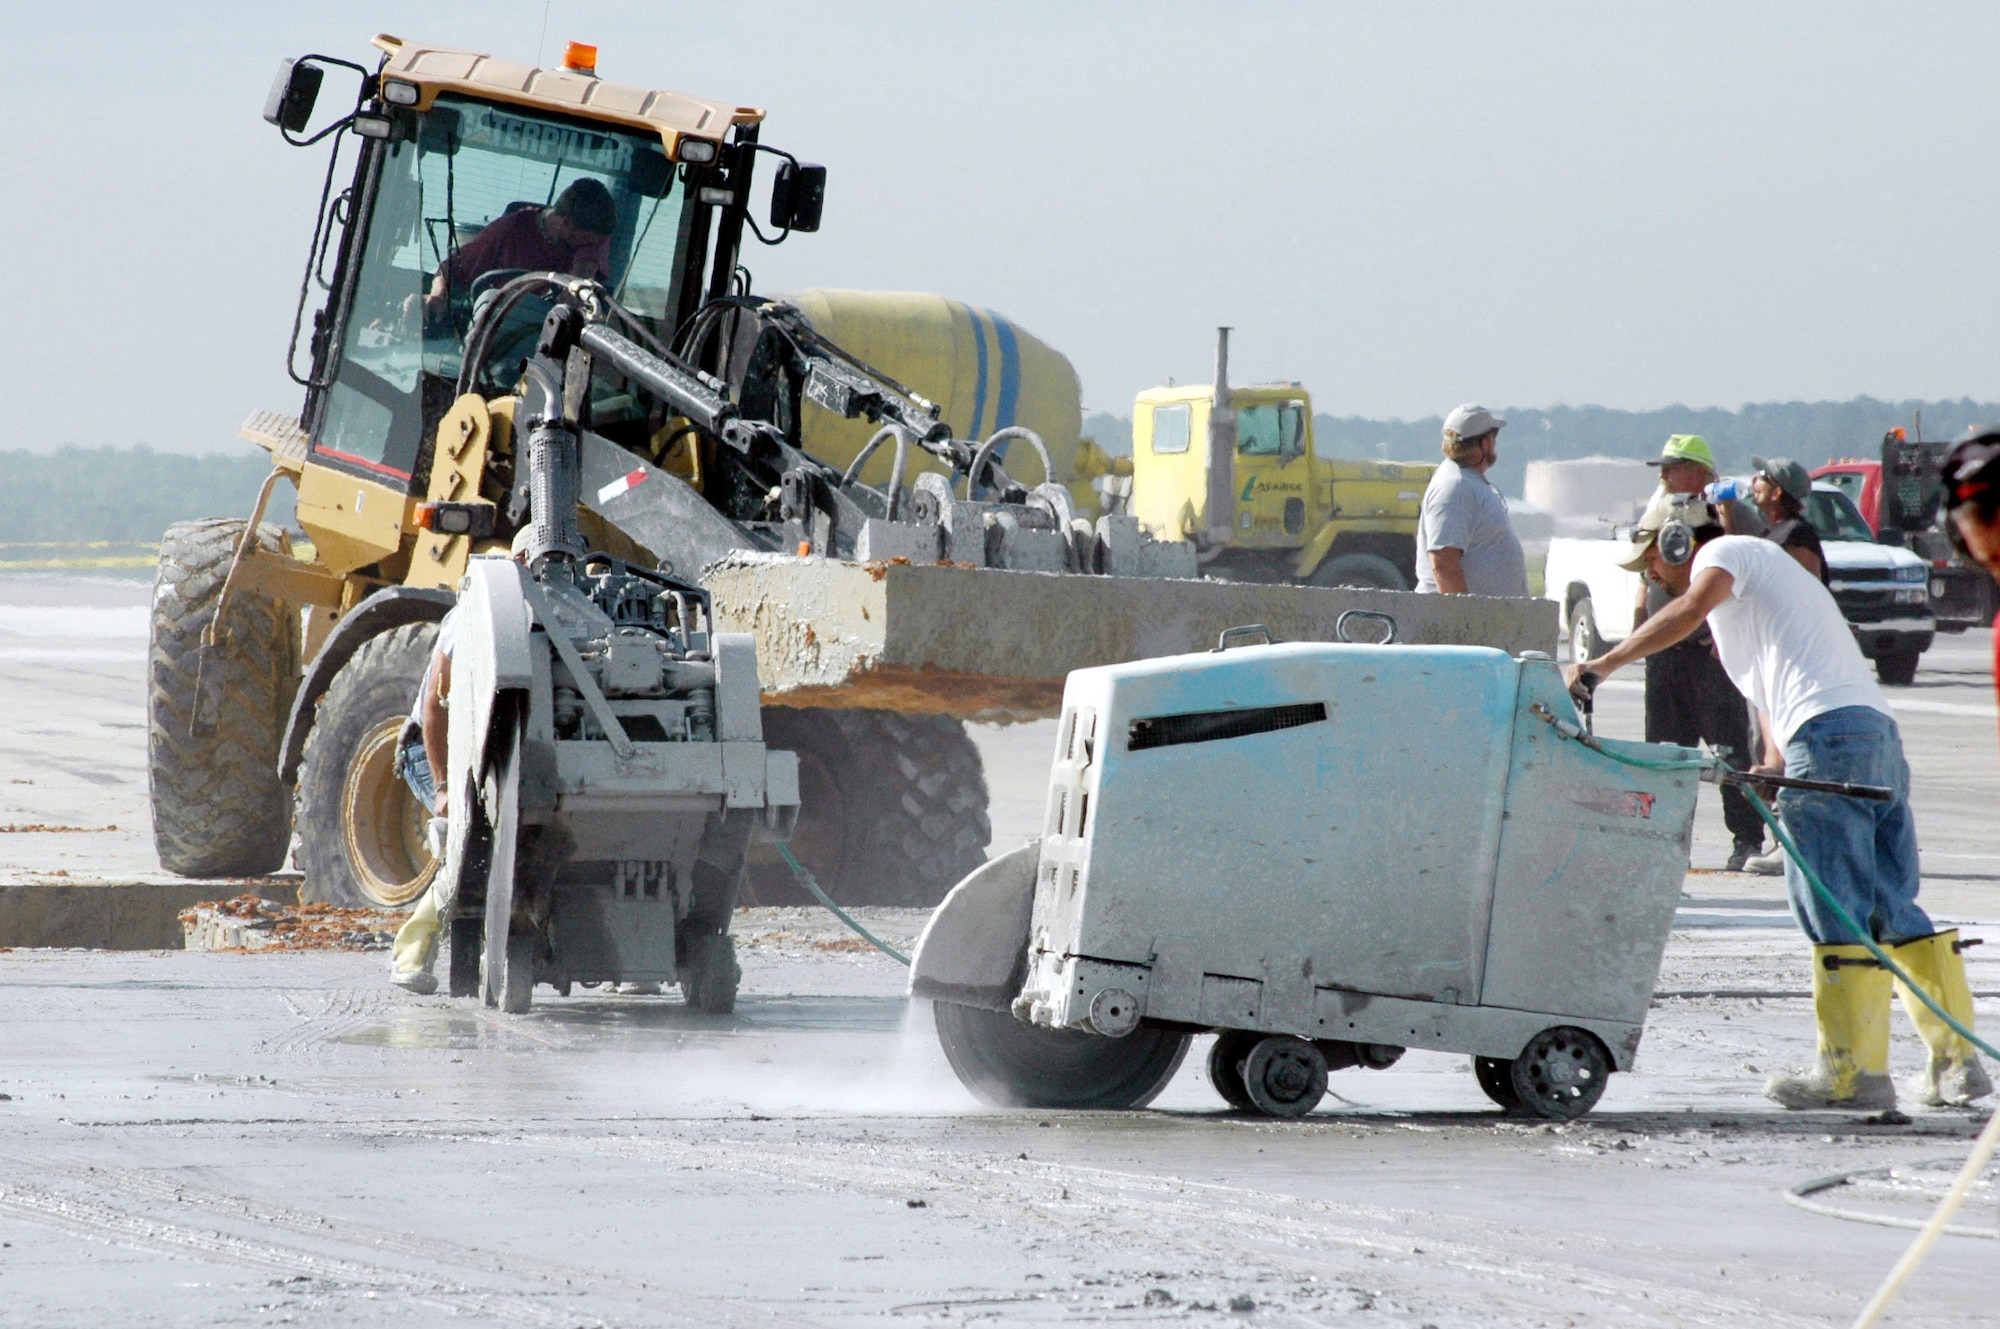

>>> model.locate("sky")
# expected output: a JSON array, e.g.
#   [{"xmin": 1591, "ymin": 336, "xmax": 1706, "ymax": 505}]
[{"xmin": 4, "ymin": 2, "xmax": 1999, "ymax": 453}]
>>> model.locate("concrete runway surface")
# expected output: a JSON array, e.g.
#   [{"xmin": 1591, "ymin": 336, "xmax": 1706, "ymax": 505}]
[{"xmin": 1, "ymin": 573, "xmax": 1997, "ymax": 1327}]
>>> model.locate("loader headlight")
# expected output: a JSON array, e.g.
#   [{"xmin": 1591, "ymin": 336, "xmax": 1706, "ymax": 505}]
[
  {"xmin": 351, "ymin": 114, "xmax": 394, "ymax": 140},
  {"xmin": 380, "ymin": 78, "xmax": 420, "ymax": 106},
  {"xmin": 675, "ymin": 137, "xmax": 718, "ymax": 164}
]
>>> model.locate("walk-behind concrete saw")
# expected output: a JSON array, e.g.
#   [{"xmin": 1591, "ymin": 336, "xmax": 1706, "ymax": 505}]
[
  {"xmin": 434, "ymin": 310, "xmax": 798, "ymax": 1014},
  {"xmin": 910, "ymin": 617, "xmax": 1704, "ymax": 1120}
]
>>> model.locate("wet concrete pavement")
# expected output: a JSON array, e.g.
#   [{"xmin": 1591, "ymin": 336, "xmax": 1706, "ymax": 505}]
[{"xmin": 1, "ymin": 575, "xmax": 1997, "ymax": 1326}]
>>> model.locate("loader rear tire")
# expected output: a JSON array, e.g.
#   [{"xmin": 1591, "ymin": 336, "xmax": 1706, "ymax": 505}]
[
  {"xmin": 147, "ymin": 519, "xmax": 297, "ymax": 878},
  {"xmin": 933, "ymin": 1002, "xmax": 1190, "ymax": 1110},
  {"xmin": 750, "ymin": 708, "xmax": 990, "ymax": 907},
  {"xmin": 296, "ymin": 622, "xmax": 439, "ymax": 907}
]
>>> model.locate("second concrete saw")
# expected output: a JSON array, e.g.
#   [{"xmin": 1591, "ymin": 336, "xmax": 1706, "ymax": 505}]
[{"xmin": 910, "ymin": 622, "xmax": 1706, "ymax": 1120}]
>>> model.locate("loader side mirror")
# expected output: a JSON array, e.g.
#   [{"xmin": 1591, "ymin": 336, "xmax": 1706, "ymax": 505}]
[
  {"xmin": 770, "ymin": 161, "xmax": 826, "ymax": 233},
  {"xmin": 263, "ymin": 58, "xmax": 324, "ymax": 135}
]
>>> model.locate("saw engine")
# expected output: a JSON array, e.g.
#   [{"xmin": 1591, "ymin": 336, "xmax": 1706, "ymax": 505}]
[{"xmin": 435, "ymin": 307, "xmax": 799, "ymax": 1014}]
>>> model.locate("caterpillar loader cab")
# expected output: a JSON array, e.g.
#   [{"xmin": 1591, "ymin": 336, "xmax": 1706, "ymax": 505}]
[
  {"xmin": 1127, "ymin": 329, "xmax": 1435, "ymax": 591},
  {"xmin": 148, "ymin": 33, "xmax": 1197, "ymax": 913}
]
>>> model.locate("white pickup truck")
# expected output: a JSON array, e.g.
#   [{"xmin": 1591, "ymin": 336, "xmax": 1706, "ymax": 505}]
[{"xmin": 1546, "ymin": 483, "xmax": 1935, "ymax": 685}]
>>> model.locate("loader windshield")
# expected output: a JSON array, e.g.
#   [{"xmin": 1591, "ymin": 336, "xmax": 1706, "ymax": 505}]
[{"xmin": 313, "ymin": 95, "xmax": 693, "ymax": 479}]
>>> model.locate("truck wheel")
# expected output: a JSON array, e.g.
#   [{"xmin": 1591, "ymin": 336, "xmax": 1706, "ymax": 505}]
[
  {"xmin": 1875, "ymin": 648, "xmax": 1920, "ymax": 687},
  {"xmin": 1309, "ymin": 552, "xmax": 1409, "ymax": 591},
  {"xmin": 1568, "ymin": 595, "xmax": 1605, "ymax": 662},
  {"xmin": 147, "ymin": 519, "xmax": 297, "ymax": 878},
  {"xmin": 296, "ymin": 622, "xmax": 439, "ymax": 907},
  {"xmin": 751, "ymin": 708, "xmax": 990, "ymax": 907},
  {"xmin": 932, "ymin": 1001, "xmax": 1191, "ymax": 1109}
]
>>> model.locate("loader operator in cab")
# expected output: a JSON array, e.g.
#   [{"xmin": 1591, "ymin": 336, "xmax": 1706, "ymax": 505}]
[
  {"xmin": 1564, "ymin": 501, "xmax": 1991, "ymax": 1112},
  {"xmin": 414, "ymin": 177, "xmax": 619, "ymax": 323},
  {"xmin": 1413, "ymin": 404, "xmax": 1527, "ymax": 597}
]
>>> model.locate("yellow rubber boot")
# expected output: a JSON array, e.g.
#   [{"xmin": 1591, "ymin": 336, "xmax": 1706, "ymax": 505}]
[
  {"xmin": 1765, "ymin": 944, "xmax": 1895, "ymax": 1110},
  {"xmin": 389, "ymin": 887, "xmax": 441, "ymax": 994},
  {"xmin": 1891, "ymin": 931, "xmax": 1993, "ymax": 1107}
]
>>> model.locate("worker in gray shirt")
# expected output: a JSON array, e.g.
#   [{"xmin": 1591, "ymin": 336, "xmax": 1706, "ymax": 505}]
[{"xmin": 1414, "ymin": 403, "xmax": 1528, "ymax": 596}]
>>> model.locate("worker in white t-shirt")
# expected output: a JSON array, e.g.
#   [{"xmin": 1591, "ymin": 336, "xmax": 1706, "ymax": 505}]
[{"xmin": 1564, "ymin": 500, "xmax": 1989, "ymax": 1111}]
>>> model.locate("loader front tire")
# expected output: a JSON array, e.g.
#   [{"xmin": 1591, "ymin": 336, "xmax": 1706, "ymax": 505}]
[
  {"xmin": 751, "ymin": 708, "xmax": 990, "ymax": 907},
  {"xmin": 296, "ymin": 622, "xmax": 439, "ymax": 907},
  {"xmin": 147, "ymin": 519, "xmax": 297, "ymax": 878},
  {"xmin": 933, "ymin": 1002, "xmax": 1191, "ymax": 1110}
]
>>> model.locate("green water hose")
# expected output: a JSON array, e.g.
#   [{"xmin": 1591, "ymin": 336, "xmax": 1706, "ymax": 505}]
[{"xmin": 775, "ymin": 840, "xmax": 911, "ymax": 966}]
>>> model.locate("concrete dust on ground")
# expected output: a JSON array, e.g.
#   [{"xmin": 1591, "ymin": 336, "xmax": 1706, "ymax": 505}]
[{"xmin": 1, "ymin": 575, "xmax": 1998, "ymax": 1326}]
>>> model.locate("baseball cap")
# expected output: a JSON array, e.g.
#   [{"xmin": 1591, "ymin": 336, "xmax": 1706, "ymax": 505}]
[
  {"xmin": 1442, "ymin": 404, "xmax": 1505, "ymax": 440},
  {"xmin": 1646, "ymin": 434, "xmax": 1717, "ymax": 470},
  {"xmin": 1751, "ymin": 455, "xmax": 1811, "ymax": 503},
  {"xmin": 1618, "ymin": 495, "xmax": 1721, "ymax": 572}
]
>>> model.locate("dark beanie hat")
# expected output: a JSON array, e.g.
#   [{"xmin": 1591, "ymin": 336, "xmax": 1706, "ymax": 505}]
[{"xmin": 551, "ymin": 177, "xmax": 618, "ymax": 236}]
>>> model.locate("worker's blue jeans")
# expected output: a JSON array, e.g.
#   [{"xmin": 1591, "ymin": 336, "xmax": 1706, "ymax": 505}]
[
  {"xmin": 394, "ymin": 726, "xmax": 438, "ymax": 816},
  {"xmin": 1776, "ymin": 705, "xmax": 1931, "ymax": 946}
]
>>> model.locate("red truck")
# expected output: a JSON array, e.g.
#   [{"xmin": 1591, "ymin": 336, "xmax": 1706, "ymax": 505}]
[{"xmin": 1815, "ymin": 429, "xmax": 1997, "ymax": 631}]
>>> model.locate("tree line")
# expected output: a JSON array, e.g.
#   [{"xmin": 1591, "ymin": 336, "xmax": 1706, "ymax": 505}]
[
  {"xmin": 7, "ymin": 396, "xmax": 1998, "ymax": 547},
  {"xmin": 1085, "ymin": 396, "xmax": 2000, "ymax": 498},
  {"xmin": 0, "ymin": 447, "xmax": 294, "ymax": 546}
]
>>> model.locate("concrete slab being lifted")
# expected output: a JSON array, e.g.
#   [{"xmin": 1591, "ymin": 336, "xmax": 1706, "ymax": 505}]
[{"xmin": 706, "ymin": 554, "xmax": 1560, "ymax": 721}]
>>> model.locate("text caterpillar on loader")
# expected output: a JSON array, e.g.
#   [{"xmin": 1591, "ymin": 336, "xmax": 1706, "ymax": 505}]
[
  {"xmin": 148, "ymin": 34, "xmax": 1206, "ymax": 918},
  {"xmin": 436, "ymin": 300, "xmax": 797, "ymax": 1013},
  {"xmin": 910, "ymin": 617, "xmax": 1709, "ymax": 1121}
]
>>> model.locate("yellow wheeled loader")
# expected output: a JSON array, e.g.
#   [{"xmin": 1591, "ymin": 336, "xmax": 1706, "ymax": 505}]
[{"xmin": 148, "ymin": 35, "xmax": 1556, "ymax": 916}]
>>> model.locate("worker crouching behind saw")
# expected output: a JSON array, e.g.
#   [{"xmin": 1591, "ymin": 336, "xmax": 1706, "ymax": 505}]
[{"xmin": 1563, "ymin": 499, "xmax": 1991, "ymax": 1110}]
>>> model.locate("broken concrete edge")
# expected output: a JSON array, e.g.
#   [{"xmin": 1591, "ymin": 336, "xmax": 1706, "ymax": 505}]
[
  {"xmin": 181, "ymin": 897, "xmax": 409, "ymax": 954},
  {"xmin": 0, "ymin": 878, "xmax": 300, "ymax": 952},
  {"xmin": 707, "ymin": 553, "xmax": 1559, "ymax": 721}
]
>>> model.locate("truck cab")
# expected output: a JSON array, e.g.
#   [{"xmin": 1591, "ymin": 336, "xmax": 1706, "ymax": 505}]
[{"xmin": 1129, "ymin": 338, "xmax": 1432, "ymax": 590}]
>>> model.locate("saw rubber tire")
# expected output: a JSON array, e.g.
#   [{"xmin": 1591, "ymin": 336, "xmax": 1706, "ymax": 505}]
[
  {"xmin": 499, "ymin": 934, "xmax": 534, "ymax": 1014},
  {"xmin": 1207, "ymin": 1030, "xmax": 1261, "ymax": 1111},
  {"xmin": 147, "ymin": 519, "xmax": 297, "ymax": 878},
  {"xmin": 679, "ymin": 932, "xmax": 741, "ymax": 1014},
  {"xmin": 1473, "ymin": 1056, "xmax": 1523, "ymax": 1112},
  {"xmin": 1508, "ymin": 1027, "xmax": 1613, "ymax": 1121},
  {"xmin": 1240, "ymin": 1035, "xmax": 1329, "ymax": 1117},
  {"xmin": 752, "ymin": 708, "xmax": 990, "ymax": 907},
  {"xmin": 296, "ymin": 622, "xmax": 439, "ymax": 907},
  {"xmin": 933, "ymin": 1001, "xmax": 1190, "ymax": 1110}
]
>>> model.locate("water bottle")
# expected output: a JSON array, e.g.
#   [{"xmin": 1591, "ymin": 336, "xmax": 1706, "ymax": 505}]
[{"xmin": 1707, "ymin": 478, "xmax": 1744, "ymax": 504}]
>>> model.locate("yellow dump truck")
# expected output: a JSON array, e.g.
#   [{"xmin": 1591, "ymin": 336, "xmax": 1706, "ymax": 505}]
[{"xmin": 1127, "ymin": 330, "xmax": 1435, "ymax": 590}]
